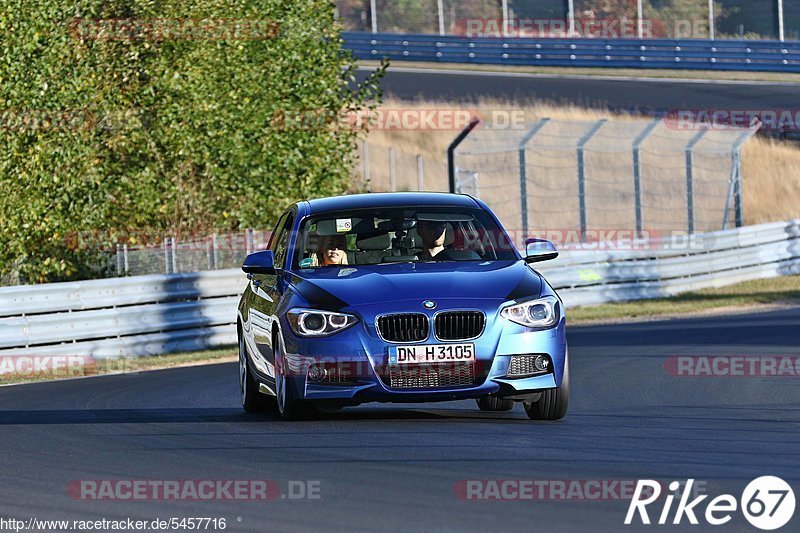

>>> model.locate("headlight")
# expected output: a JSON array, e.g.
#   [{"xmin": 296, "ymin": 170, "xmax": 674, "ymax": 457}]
[
  {"xmin": 287, "ymin": 309, "xmax": 358, "ymax": 337},
  {"xmin": 500, "ymin": 296, "xmax": 560, "ymax": 328}
]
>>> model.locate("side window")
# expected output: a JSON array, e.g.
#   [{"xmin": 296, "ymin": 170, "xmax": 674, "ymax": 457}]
[
  {"xmin": 273, "ymin": 215, "xmax": 295, "ymax": 270},
  {"xmin": 267, "ymin": 213, "xmax": 288, "ymax": 252}
]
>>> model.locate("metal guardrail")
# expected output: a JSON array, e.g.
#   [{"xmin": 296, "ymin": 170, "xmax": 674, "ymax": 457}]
[
  {"xmin": 0, "ymin": 220, "xmax": 798, "ymax": 357},
  {"xmin": 0, "ymin": 270, "xmax": 247, "ymax": 357},
  {"xmin": 344, "ymin": 32, "xmax": 800, "ymax": 72}
]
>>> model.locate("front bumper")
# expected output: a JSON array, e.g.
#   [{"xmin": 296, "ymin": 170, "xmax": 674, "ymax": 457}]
[{"xmin": 280, "ymin": 299, "xmax": 567, "ymax": 404}]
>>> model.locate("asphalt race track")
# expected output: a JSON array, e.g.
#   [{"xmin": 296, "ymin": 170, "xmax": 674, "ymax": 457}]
[
  {"xmin": 1, "ymin": 308, "xmax": 798, "ymax": 532},
  {"xmin": 357, "ymin": 66, "xmax": 800, "ymax": 111}
]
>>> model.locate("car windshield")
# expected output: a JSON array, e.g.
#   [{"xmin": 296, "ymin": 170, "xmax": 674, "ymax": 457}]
[{"xmin": 293, "ymin": 206, "xmax": 518, "ymax": 268}]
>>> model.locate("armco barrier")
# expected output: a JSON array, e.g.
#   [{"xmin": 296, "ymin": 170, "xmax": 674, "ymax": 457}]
[
  {"xmin": 0, "ymin": 270, "xmax": 246, "ymax": 358},
  {"xmin": 344, "ymin": 32, "xmax": 800, "ymax": 73},
  {"xmin": 0, "ymin": 220, "xmax": 798, "ymax": 357}
]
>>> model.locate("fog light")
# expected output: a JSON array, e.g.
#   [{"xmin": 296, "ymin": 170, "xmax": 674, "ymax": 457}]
[
  {"xmin": 307, "ymin": 364, "xmax": 326, "ymax": 382},
  {"xmin": 507, "ymin": 354, "xmax": 552, "ymax": 378}
]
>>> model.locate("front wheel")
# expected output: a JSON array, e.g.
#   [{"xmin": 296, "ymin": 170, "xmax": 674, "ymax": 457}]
[
  {"xmin": 523, "ymin": 358, "xmax": 569, "ymax": 421},
  {"xmin": 239, "ymin": 331, "xmax": 276, "ymax": 413},
  {"xmin": 274, "ymin": 332, "xmax": 319, "ymax": 420}
]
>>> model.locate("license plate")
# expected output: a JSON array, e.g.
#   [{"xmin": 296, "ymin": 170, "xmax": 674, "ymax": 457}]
[{"xmin": 388, "ymin": 344, "xmax": 476, "ymax": 365}]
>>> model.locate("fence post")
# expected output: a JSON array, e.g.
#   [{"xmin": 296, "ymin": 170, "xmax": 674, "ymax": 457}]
[
  {"xmin": 632, "ymin": 118, "xmax": 661, "ymax": 236},
  {"xmin": 123, "ymin": 244, "xmax": 129, "ymax": 275},
  {"xmin": 636, "ymin": 0, "xmax": 644, "ymax": 38},
  {"xmin": 576, "ymin": 119, "xmax": 607, "ymax": 241},
  {"xmin": 208, "ymin": 233, "xmax": 218, "ymax": 270},
  {"xmin": 732, "ymin": 126, "xmax": 757, "ymax": 227},
  {"xmin": 518, "ymin": 118, "xmax": 550, "ymax": 238},
  {"xmin": 448, "ymin": 118, "xmax": 481, "ymax": 194},
  {"xmin": 363, "ymin": 141, "xmax": 371, "ymax": 191},
  {"xmin": 437, "ymin": 0, "xmax": 445, "ymax": 36},
  {"xmin": 172, "ymin": 237, "xmax": 178, "ymax": 274},
  {"xmin": 246, "ymin": 229, "xmax": 255, "ymax": 255},
  {"xmin": 778, "ymin": 0, "xmax": 785, "ymax": 42},
  {"xmin": 164, "ymin": 237, "xmax": 173, "ymax": 275},
  {"xmin": 417, "ymin": 155, "xmax": 424, "ymax": 191},
  {"xmin": 370, "ymin": 0, "xmax": 378, "ymax": 33},
  {"xmin": 733, "ymin": 149, "xmax": 744, "ymax": 228},
  {"xmin": 685, "ymin": 128, "xmax": 709, "ymax": 234},
  {"xmin": 502, "ymin": 0, "xmax": 510, "ymax": 37},
  {"xmin": 389, "ymin": 147, "xmax": 396, "ymax": 191},
  {"xmin": 567, "ymin": 0, "xmax": 576, "ymax": 35},
  {"xmin": 722, "ymin": 154, "xmax": 738, "ymax": 231},
  {"xmin": 116, "ymin": 244, "xmax": 123, "ymax": 276},
  {"xmin": 708, "ymin": 0, "xmax": 715, "ymax": 40}
]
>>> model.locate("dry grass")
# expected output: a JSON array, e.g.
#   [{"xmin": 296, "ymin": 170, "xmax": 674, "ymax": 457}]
[
  {"xmin": 359, "ymin": 60, "xmax": 800, "ymax": 84},
  {"xmin": 360, "ymin": 98, "xmax": 800, "ymax": 227},
  {"xmin": 569, "ymin": 275, "xmax": 800, "ymax": 323},
  {"xmin": 0, "ymin": 347, "xmax": 236, "ymax": 386},
  {"xmin": 742, "ymin": 138, "xmax": 800, "ymax": 224}
]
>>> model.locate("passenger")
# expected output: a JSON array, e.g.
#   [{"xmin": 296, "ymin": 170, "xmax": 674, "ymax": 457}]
[
  {"xmin": 417, "ymin": 220, "xmax": 448, "ymax": 260},
  {"xmin": 310, "ymin": 234, "xmax": 349, "ymax": 267}
]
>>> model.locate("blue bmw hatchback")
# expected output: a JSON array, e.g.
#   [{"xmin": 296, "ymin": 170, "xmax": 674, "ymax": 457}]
[{"xmin": 237, "ymin": 192, "xmax": 568, "ymax": 420}]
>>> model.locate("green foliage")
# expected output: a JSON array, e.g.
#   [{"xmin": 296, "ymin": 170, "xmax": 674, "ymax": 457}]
[{"xmin": 0, "ymin": 1, "xmax": 385, "ymax": 283}]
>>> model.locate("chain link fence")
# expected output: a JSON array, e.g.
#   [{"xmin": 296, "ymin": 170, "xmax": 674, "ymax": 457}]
[
  {"xmin": 355, "ymin": 140, "xmax": 450, "ymax": 193},
  {"xmin": 335, "ymin": 1, "xmax": 800, "ymax": 41},
  {"xmin": 451, "ymin": 116, "xmax": 759, "ymax": 236},
  {"xmin": 115, "ymin": 230, "xmax": 271, "ymax": 277}
]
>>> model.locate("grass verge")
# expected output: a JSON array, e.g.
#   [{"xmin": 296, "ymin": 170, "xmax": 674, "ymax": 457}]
[
  {"xmin": 569, "ymin": 275, "xmax": 800, "ymax": 324},
  {"xmin": 361, "ymin": 60, "xmax": 800, "ymax": 84},
  {"xmin": 0, "ymin": 346, "xmax": 237, "ymax": 386}
]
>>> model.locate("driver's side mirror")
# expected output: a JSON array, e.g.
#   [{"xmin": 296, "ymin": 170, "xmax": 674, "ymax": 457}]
[
  {"xmin": 524, "ymin": 239, "xmax": 559, "ymax": 263},
  {"xmin": 242, "ymin": 250, "xmax": 276, "ymax": 275}
]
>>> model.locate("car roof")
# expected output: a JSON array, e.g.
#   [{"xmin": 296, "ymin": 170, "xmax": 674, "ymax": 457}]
[{"xmin": 304, "ymin": 192, "xmax": 480, "ymax": 215}]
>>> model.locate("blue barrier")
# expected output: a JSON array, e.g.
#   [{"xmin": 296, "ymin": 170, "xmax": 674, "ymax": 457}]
[{"xmin": 343, "ymin": 32, "xmax": 800, "ymax": 73}]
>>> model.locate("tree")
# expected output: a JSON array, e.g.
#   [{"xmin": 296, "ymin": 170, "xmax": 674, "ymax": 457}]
[{"xmin": 0, "ymin": 0, "xmax": 384, "ymax": 283}]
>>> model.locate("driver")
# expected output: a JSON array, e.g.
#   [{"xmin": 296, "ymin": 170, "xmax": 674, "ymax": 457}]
[
  {"xmin": 416, "ymin": 220, "xmax": 448, "ymax": 260},
  {"xmin": 310, "ymin": 234, "xmax": 349, "ymax": 267}
]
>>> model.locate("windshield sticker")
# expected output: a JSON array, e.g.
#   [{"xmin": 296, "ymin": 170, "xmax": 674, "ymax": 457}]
[
  {"xmin": 299, "ymin": 257, "xmax": 314, "ymax": 268},
  {"xmin": 336, "ymin": 218, "xmax": 352, "ymax": 233}
]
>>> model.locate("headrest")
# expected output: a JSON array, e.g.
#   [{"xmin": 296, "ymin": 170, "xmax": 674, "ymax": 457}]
[
  {"xmin": 356, "ymin": 233, "xmax": 391, "ymax": 251},
  {"xmin": 405, "ymin": 228, "xmax": 423, "ymax": 248},
  {"xmin": 409, "ymin": 224, "xmax": 454, "ymax": 247}
]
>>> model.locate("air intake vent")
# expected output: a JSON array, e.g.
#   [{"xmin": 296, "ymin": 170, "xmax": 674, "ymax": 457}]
[
  {"xmin": 376, "ymin": 313, "xmax": 429, "ymax": 343},
  {"xmin": 434, "ymin": 311, "xmax": 485, "ymax": 341},
  {"xmin": 388, "ymin": 363, "xmax": 475, "ymax": 389}
]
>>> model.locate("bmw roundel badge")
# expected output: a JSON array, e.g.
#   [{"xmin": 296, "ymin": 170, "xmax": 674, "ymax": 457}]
[{"xmin": 423, "ymin": 300, "xmax": 437, "ymax": 310}]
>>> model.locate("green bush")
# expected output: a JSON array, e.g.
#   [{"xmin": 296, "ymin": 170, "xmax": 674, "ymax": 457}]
[{"xmin": 0, "ymin": 0, "xmax": 384, "ymax": 284}]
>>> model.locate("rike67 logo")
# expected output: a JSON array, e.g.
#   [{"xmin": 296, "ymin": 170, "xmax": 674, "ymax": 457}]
[{"xmin": 626, "ymin": 477, "xmax": 795, "ymax": 530}]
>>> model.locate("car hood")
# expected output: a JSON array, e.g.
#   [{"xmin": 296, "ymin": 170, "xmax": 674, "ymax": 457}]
[{"xmin": 289, "ymin": 261, "xmax": 542, "ymax": 310}]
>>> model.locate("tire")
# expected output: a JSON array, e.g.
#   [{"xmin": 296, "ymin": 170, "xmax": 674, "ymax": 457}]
[
  {"xmin": 523, "ymin": 358, "xmax": 569, "ymax": 421},
  {"xmin": 476, "ymin": 396, "xmax": 515, "ymax": 412},
  {"xmin": 274, "ymin": 331, "xmax": 319, "ymax": 421},
  {"xmin": 239, "ymin": 330, "xmax": 276, "ymax": 413}
]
